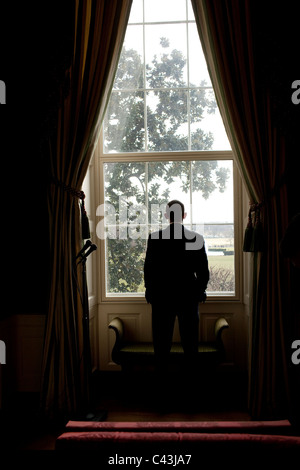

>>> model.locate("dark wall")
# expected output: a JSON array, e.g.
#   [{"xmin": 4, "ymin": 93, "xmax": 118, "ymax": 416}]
[
  {"xmin": 252, "ymin": 0, "xmax": 300, "ymax": 206},
  {"xmin": 0, "ymin": 2, "xmax": 74, "ymax": 317}
]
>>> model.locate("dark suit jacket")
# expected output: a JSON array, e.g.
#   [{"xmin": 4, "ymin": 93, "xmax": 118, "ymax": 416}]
[{"xmin": 144, "ymin": 223, "xmax": 209, "ymax": 304}]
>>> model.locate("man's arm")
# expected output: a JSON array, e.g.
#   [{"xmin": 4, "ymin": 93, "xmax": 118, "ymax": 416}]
[
  {"xmin": 196, "ymin": 243, "xmax": 210, "ymax": 300},
  {"xmin": 144, "ymin": 235, "xmax": 154, "ymax": 303}
]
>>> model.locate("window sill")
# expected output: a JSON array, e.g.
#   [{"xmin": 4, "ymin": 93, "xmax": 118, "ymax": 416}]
[{"xmin": 100, "ymin": 293, "xmax": 242, "ymax": 304}]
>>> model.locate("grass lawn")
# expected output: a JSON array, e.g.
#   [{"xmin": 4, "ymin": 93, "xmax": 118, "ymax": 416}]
[{"xmin": 208, "ymin": 254, "xmax": 234, "ymax": 271}]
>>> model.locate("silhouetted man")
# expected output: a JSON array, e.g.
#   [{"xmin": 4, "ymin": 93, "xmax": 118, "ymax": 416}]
[{"xmin": 144, "ymin": 200, "xmax": 209, "ymax": 382}]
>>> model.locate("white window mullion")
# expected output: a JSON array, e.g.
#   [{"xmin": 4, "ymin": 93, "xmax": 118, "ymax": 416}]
[
  {"xmin": 145, "ymin": 161, "xmax": 149, "ymax": 238},
  {"xmin": 186, "ymin": 0, "xmax": 191, "ymax": 151},
  {"xmin": 142, "ymin": 0, "xmax": 148, "ymax": 152},
  {"xmin": 189, "ymin": 160, "xmax": 193, "ymax": 230}
]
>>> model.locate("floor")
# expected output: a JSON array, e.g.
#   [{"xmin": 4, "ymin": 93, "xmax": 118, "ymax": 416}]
[{"xmin": 0, "ymin": 366, "xmax": 251, "ymax": 452}]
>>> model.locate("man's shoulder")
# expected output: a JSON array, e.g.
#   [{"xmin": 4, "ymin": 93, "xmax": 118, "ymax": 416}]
[
  {"xmin": 148, "ymin": 226, "xmax": 170, "ymax": 240},
  {"xmin": 148, "ymin": 226, "xmax": 205, "ymax": 246},
  {"xmin": 148, "ymin": 229, "xmax": 162, "ymax": 240},
  {"xmin": 183, "ymin": 226, "xmax": 204, "ymax": 241},
  {"xmin": 183, "ymin": 227, "xmax": 205, "ymax": 251}
]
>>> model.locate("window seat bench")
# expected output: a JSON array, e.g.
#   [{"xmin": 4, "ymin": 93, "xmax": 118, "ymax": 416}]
[{"xmin": 108, "ymin": 316, "xmax": 229, "ymax": 370}]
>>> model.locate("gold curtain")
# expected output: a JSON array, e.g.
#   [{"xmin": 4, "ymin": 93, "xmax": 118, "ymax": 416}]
[
  {"xmin": 191, "ymin": 0, "xmax": 292, "ymax": 418},
  {"xmin": 41, "ymin": 0, "xmax": 132, "ymax": 420}
]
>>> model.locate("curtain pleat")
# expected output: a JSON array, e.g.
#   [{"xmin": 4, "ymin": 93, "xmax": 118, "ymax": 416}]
[
  {"xmin": 41, "ymin": 0, "xmax": 132, "ymax": 420},
  {"xmin": 191, "ymin": 0, "xmax": 292, "ymax": 418}
]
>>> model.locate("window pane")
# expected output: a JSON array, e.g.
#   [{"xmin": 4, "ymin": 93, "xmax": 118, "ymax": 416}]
[
  {"xmin": 104, "ymin": 91, "xmax": 145, "ymax": 153},
  {"xmin": 113, "ymin": 25, "xmax": 144, "ymax": 90},
  {"xmin": 144, "ymin": 0, "xmax": 187, "ymax": 22},
  {"xmin": 104, "ymin": 162, "xmax": 146, "ymax": 208},
  {"xmin": 187, "ymin": 0, "xmax": 194, "ymax": 20},
  {"xmin": 190, "ymin": 89, "xmax": 231, "ymax": 150},
  {"xmin": 106, "ymin": 238, "xmax": 147, "ymax": 294},
  {"xmin": 191, "ymin": 160, "xmax": 234, "ymax": 294},
  {"xmin": 205, "ymin": 224, "xmax": 235, "ymax": 294},
  {"xmin": 191, "ymin": 160, "xmax": 233, "ymax": 222},
  {"xmin": 148, "ymin": 161, "xmax": 191, "ymax": 225},
  {"xmin": 104, "ymin": 162, "xmax": 147, "ymax": 295},
  {"xmin": 145, "ymin": 24, "xmax": 187, "ymax": 88},
  {"xmin": 147, "ymin": 89, "xmax": 188, "ymax": 151},
  {"xmin": 188, "ymin": 23, "xmax": 211, "ymax": 87},
  {"xmin": 128, "ymin": 0, "xmax": 143, "ymax": 23}
]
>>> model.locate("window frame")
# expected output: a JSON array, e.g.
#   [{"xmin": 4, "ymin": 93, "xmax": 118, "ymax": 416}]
[
  {"xmin": 95, "ymin": 132, "xmax": 243, "ymax": 304},
  {"xmin": 93, "ymin": 0, "xmax": 243, "ymax": 304}
]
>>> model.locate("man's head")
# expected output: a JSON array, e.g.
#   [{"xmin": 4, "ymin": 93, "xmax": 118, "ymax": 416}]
[{"xmin": 165, "ymin": 200, "xmax": 186, "ymax": 223}]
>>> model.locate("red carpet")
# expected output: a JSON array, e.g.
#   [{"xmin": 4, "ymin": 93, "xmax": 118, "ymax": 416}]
[
  {"xmin": 56, "ymin": 420, "xmax": 300, "ymax": 461},
  {"xmin": 63, "ymin": 419, "xmax": 294, "ymax": 434}
]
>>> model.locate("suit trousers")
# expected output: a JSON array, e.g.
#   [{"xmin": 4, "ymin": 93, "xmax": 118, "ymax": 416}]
[{"xmin": 151, "ymin": 299, "xmax": 199, "ymax": 375}]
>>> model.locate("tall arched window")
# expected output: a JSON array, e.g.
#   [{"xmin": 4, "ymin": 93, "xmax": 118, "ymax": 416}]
[{"xmin": 93, "ymin": 0, "xmax": 242, "ymax": 300}]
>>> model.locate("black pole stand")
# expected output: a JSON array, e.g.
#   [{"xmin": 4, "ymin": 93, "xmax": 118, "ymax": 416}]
[{"xmin": 76, "ymin": 245, "xmax": 107, "ymax": 421}]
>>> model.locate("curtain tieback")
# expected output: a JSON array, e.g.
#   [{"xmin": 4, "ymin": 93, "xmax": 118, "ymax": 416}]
[
  {"xmin": 243, "ymin": 203, "xmax": 264, "ymax": 252},
  {"xmin": 51, "ymin": 177, "xmax": 85, "ymax": 200},
  {"xmin": 51, "ymin": 177, "xmax": 90, "ymax": 239}
]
